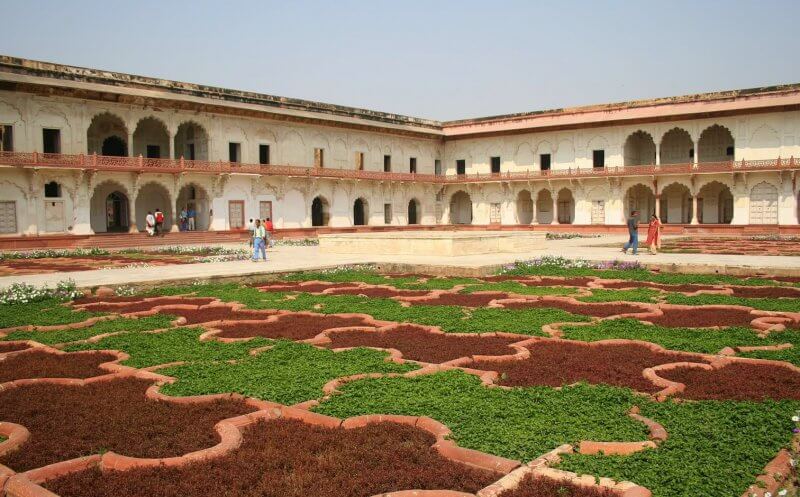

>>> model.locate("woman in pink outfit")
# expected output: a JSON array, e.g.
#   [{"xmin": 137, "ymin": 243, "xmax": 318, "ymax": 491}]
[{"xmin": 645, "ymin": 214, "xmax": 662, "ymax": 255}]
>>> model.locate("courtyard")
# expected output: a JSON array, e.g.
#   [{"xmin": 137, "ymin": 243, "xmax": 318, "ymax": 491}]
[{"xmin": 0, "ymin": 249, "xmax": 798, "ymax": 497}]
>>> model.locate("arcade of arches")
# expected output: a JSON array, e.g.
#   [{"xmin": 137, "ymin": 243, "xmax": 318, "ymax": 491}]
[{"xmin": 449, "ymin": 191, "xmax": 472, "ymax": 225}]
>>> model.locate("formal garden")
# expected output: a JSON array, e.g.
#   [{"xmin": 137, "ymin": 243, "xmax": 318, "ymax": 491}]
[{"xmin": 0, "ymin": 257, "xmax": 798, "ymax": 497}]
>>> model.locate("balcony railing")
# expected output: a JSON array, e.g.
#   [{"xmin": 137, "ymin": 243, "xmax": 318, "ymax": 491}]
[{"xmin": 0, "ymin": 151, "xmax": 796, "ymax": 184}]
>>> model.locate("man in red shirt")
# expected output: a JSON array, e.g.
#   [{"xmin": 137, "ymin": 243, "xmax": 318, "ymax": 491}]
[
  {"xmin": 263, "ymin": 217, "xmax": 274, "ymax": 248},
  {"xmin": 154, "ymin": 208, "xmax": 165, "ymax": 237}
]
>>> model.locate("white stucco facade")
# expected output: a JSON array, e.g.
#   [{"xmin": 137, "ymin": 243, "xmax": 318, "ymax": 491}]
[{"xmin": 0, "ymin": 56, "xmax": 798, "ymax": 236}]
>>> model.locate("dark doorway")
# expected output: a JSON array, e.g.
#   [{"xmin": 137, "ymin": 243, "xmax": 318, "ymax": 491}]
[
  {"xmin": 105, "ymin": 192, "xmax": 129, "ymax": 232},
  {"xmin": 102, "ymin": 136, "xmax": 127, "ymax": 156},
  {"xmin": 408, "ymin": 199, "xmax": 419, "ymax": 225},
  {"xmin": 354, "ymin": 198, "xmax": 367, "ymax": 226},
  {"xmin": 312, "ymin": 197, "xmax": 329, "ymax": 227}
]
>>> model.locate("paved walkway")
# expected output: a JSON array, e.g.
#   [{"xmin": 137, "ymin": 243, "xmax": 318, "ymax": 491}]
[{"xmin": 1, "ymin": 235, "xmax": 798, "ymax": 290}]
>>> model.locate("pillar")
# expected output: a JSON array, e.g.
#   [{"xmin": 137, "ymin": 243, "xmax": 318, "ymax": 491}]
[
  {"xmin": 551, "ymin": 193, "xmax": 558, "ymax": 224},
  {"xmin": 167, "ymin": 132, "xmax": 174, "ymax": 160},
  {"xmin": 690, "ymin": 195, "xmax": 699, "ymax": 225},
  {"xmin": 655, "ymin": 143, "xmax": 661, "ymax": 166},
  {"xmin": 655, "ymin": 195, "xmax": 661, "ymax": 219},
  {"xmin": 128, "ymin": 198, "xmax": 138, "ymax": 233},
  {"xmin": 531, "ymin": 194, "xmax": 538, "ymax": 224},
  {"xmin": 127, "ymin": 132, "xmax": 134, "ymax": 157},
  {"xmin": 693, "ymin": 140, "xmax": 699, "ymax": 167}
]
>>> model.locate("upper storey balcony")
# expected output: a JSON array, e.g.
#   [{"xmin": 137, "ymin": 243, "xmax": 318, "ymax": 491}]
[{"xmin": 0, "ymin": 151, "xmax": 797, "ymax": 184}]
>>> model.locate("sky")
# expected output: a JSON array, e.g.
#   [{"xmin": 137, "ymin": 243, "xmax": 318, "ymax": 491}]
[{"xmin": 2, "ymin": 0, "xmax": 799, "ymax": 121}]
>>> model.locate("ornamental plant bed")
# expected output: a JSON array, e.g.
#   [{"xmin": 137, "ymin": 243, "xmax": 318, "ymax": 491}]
[
  {"xmin": 0, "ymin": 377, "xmax": 254, "ymax": 471},
  {"xmin": 44, "ymin": 419, "xmax": 501, "ymax": 497},
  {"xmin": 497, "ymin": 474, "xmax": 618, "ymax": 497},
  {"xmin": 324, "ymin": 286, "xmax": 431, "ymax": 298},
  {"xmin": 257, "ymin": 281, "xmax": 361, "ymax": 293},
  {"xmin": 657, "ymin": 362, "xmax": 800, "ymax": 401},
  {"xmin": 518, "ymin": 277, "xmax": 597, "ymax": 288},
  {"xmin": 214, "ymin": 313, "xmax": 377, "ymax": 340},
  {"xmin": 407, "ymin": 292, "xmax": 511, "ymax": 307},
  {"xmin": 727, "ymin": 286, "xmax": 800, "ymax": 299},
  {"xmin": 470, "ymin": 341, "xmax": 707, "ymax": 392},
  {"xmin": 324, "ymin": 324, "xmax": 521, "ymax": 363},
  {"xmin": 499, "ymin": 299, "xmax": 648, "ymax": 318},
  {"xmin": 76, "ymin": 297, "xmax": 217, "ymax": 314},
  {"xmin": 0, "ymin": 349, "xmax": 119, "ymax": 383},
  {"xmin": 596, "ymin": 280, "xmax": 721, "ymax": 293},
  {"xmin": 0, "ymin": 255, "xmax": 190, "ymax": 275},
  {"xmin": 171, "ymin": 306, "xmax": 280, "ymax": 324},
  {"xmin": 0, "ymin": 341, "xmax": 33, "ymax": 353},
  {"xmin": 645, "ymin": 306, "xmax": 755, "ymax": 328},
  {"xmin": 660, "ymin": 238, "xmax": 800, "ymax": 256}
]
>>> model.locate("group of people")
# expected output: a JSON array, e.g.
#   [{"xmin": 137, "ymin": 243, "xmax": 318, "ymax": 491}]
[
  {"xmin": 249, "ymin": 217, "xmax": 274, "ymax": 262},
  {"xmin": 144, "ymin": 208, "xmax": 165, "ymax": 237},
  {"xmin": 622, "ymin": 210, "xmax": 663, "ymax": 255},
  {"xmin": 178, "ymin": 206, "xmax": 197, "ymax": 231}
]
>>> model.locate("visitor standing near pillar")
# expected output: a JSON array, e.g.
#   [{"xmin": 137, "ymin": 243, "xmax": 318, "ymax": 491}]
[
  {"xmin": 154, "ymin": 208, "xmax": 165, "ymax": 237},
  {"xmin": 252, "ymin": 219, "xmax": 267, "ymax": 262},
  {"xmin": 187, "ymin": 206, "xmax": 196, "ymax": 231},
  {"xmin": 645, "ymin": 214, "xmax": 662, "ymax": 255},
  {"xmin": 145, "ymin": 211, "xmax": 155, "ymax": 237},
  {"xmin": 622, "ymin": 210, "xmax": 639, "ymax": 255}
]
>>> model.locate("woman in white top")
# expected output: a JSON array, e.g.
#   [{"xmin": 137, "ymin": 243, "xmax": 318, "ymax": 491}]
[{"xmin": 145, "ymin": 211, "xmax": 156, "ymax": 236}]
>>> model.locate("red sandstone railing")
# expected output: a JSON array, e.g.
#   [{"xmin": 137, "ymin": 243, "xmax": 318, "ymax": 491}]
[{"xmin": 0, "ymin": 151, "xmax": 796, "ymax": 183}]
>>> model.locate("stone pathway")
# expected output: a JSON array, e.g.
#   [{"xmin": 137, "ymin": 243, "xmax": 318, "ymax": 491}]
[{"xmin": 0, "ymin": 235, "xmax": 798, "ymax": 290}]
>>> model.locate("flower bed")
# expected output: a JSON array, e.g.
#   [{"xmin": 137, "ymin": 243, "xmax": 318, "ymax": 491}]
[
  {"xmin": 660, "ymin": 237, "xmax": 800, "ymax": 256},
  {"xmin": 469, "ymin": 341, "xmax": 709, "ymax": 393},
  {"xmin": 645, "ymin": 306, "xmax": 755, "ymax": 328},
  {"xmin": 212, "ymin": 312, "xmax": 380, "ymax": 341},
  {"xmin": 497, "ymin": 474, "xmax": 618, "ymax": 497},
  {"xmin": 656, "ymin": 361, "xmax": 800, "ymax": 401},
  {"xmin": 0, "ymin": 349, "xmax": 119, "ymax": 383},
  {"xmin": 0, "ymin": 377, "xmax": 254, "ymax": 471},
  {"xmin": 76, "ymin": 297, "xmax": 217, "ymax": 314},
  {"xmin": 43, "ymin": 419, "xmax": 500, "ymax": 497},
  {"xmin": 323, "ymin": 324, "xmax": 522, "ymax": 363},
  {"xmin": 499, "ymin": 299, "xmax": 649, "ymax": 318},
  {"xmin": 405, "ymin": 292, "xmax": 511, "ymax": 307}
]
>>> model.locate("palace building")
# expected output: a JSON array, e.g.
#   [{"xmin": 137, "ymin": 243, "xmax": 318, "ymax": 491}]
[{"xmin": 0, "ymin": 54, "xmax": 799, "ymax": 240}]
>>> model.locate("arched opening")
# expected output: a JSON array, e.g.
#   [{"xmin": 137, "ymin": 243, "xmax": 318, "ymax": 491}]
[
  {"xmin": 90, "ymin": 181, "xmax": 130, "ymax": 233},
  {"xmin": 535, "ymin": 190, "xmax": 554, "ymax": 224},
  {"xmin": 135, "ymin": 183, "xmax": 172, "ymax": 231},
  {"xmin": 353, "ymin": 197, "xmax": 368, "ymax": 226},
  {"xmin": 750, "ymin": 182, "xmax": 778, "ymax": 224},
  {"xmin": 660, "ymin": 128, "xmax": 693, "ymax": 165},
  {"xmin": 516, "ymin": 190, "xmax": 533, "ymax": 224},
  {"xmin": 101, "ymin": 136, "xmax": 127, "ymax": 157},
  {"xmin": 659, "ymin": 183, "xmax": 692, "ymax": 224},
  {"xmin": 557, "ymin": 188, "xmax": 575, "ymax": 224},
  {"xmin": 408, "ymin": 198, "xmax": 421, "ymax": 225},
  {"xmin": 449, "ymin": 191, "xmax": 473, "ymax": 225},
  {"xmin": 176, "ymin": 183, "xmax": 210, "ymax": 231},
  {"xmin": 44, "ymin": 181, "xmax": 61, "ymax": 198},
  {"xmin": 697, "ymin": 181, "xmax": 733, "ymax": 224},
  {"xmin": 698, "ymin": 124, "xmax": 734, "ymax": 163},
  {"xmin": 133, "ymin": 117, "xmax": 170, "ymax": 158},
  {"xmin": 87, "ymin": 113, "xmax": 128, "ymax": 156},
  {"xmin": 105, "ymin": 192, "xmax": 130, "ymax": 232},
  {"xmin": 624, "ymin": 184, "xmax": 655, "ymax": 224},
  {"xmin": 311, "ymin": 196, "xmax": 330, "ymax": 227},
  {"xmin": 623, "ymin": 131, "xmax": 656, "ymax": 166},
  {"xmin": 174, "ymin": 121, "xmax": 209, "ymax": 160}
]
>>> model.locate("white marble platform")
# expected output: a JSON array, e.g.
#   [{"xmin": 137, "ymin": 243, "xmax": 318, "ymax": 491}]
[{"xmin": 318, "ymin": 230, "xmax": 547, "ymax": 256}]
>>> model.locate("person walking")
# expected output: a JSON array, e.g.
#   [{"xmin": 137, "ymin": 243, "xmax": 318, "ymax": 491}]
[
  {"xmin": 622, "ymin": 210, "xmax": 639, "ymax": 255},
  {"xmin": 145, "ymin": 211, "xmax": 155, "ymax": 237},
  {"xmin": 264, "ymin": 217, "xmax": 275, "ymax": 248},
  {"xmin": 645, "ymin": 214, "xmax": 663, "ymax": 255},
  {"xmin": 251, "ymin": 219, "xmax": 267, "ymax": 262},
  {"xmin": 187, "ymin": 206, "xmax": 196, "ymax": 231},
  {"xmin": 154, "ymin": 208, "xmax": 165, "ymax": 237}
]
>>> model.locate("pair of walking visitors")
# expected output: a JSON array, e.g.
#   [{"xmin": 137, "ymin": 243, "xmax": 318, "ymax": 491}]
[
  {"xmin": 622, "ymin": 210, "xmax": 662, "ymax": 255},
  {"xmin": 144, "ymin": 208, "xmax": 165, "ymax": 237}
]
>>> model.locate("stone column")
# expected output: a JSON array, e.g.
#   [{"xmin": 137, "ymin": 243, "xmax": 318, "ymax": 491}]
[
  {"xmin": 655, "ymin": 195, "xmax": 661, "ymax": 219},
  {"xmin": 690, "ymin": 195, "xmax": 699, "ymax": 225},
  {"xmin": 167, "ymin": 132, "xmax": 174, "ymax": 160},
  {"xmin": 128, "ymin": 200, "xmax": 138, "ymax": 233},
  {"xmin": 127, "ymin": 132, "xmax": 134, "ymax": 157},
  {"xmin": 531, "ymin": 195, "xmax": 538, "ymax": 224},
  {"xmin": 693, "ymin": 140, "xmax": 699, "ymax": 167},
  {"xmin": 655, "ymin": 143, "xmax": 661, "ymax": 166},
  {"xmin": 551, "ymin": 194, "xmax": 559, "ymax": 224}
]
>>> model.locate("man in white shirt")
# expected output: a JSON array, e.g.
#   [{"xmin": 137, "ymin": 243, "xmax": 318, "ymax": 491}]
[
  {"xmin": 145, "ymin": 211, "xmax": 155, "ymax": 236},
  {"xmin": 251, "ymin": 219, "xmax": 267, "ymax": 262}
]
